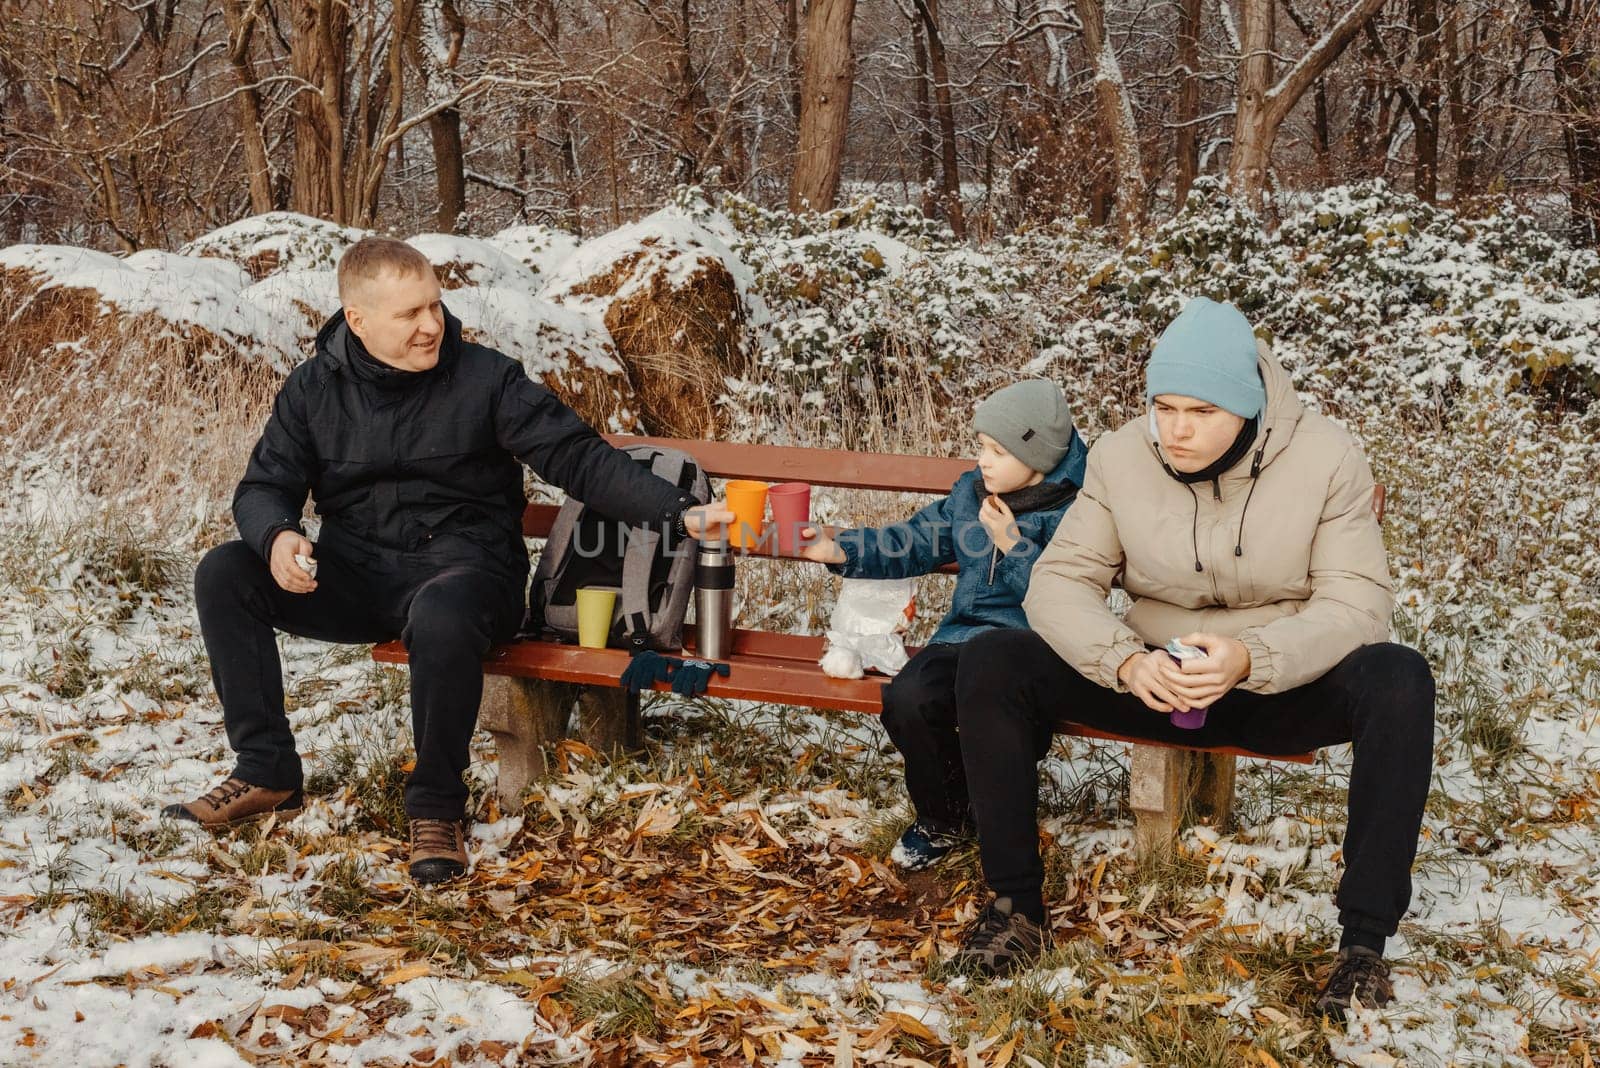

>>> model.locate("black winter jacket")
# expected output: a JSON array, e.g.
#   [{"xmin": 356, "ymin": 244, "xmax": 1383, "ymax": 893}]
[{"xmin": 232, "ymin": 308, "xmax": 694, "ymax": 579}]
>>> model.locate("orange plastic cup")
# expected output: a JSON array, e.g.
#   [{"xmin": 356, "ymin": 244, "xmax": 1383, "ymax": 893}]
[{"xmin": 724, "ymin": 480, "xmax": 769, "ymax": 549}]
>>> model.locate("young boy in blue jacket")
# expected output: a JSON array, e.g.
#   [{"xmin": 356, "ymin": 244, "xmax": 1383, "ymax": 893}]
[{"xmin": 801, "ymin": 381, "xmax": 1087, "ymax": 869}]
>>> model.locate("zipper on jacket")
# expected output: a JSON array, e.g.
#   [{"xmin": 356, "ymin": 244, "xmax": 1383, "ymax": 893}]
[{"xmin": 988, "ymin": 546, "xmax": 999, "ymax": 584}]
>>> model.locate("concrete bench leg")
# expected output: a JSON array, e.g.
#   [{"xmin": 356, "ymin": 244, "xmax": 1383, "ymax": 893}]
[
  {"xmin": 571, "ymin": 686, "xmax": 638, "ymax": 755},
  {"xmin": 477, "ymin": 676, "xmax": 570, "ymax": 808},
  {"xmin": 1129, "ymin": 747, "xmax": 1237, "ymax": 858},
  {"xmin": 477, "ymin": 677, "xmax": 640, "ymax": 807}
]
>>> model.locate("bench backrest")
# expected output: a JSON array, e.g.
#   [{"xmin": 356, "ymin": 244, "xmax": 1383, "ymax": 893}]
[
  {"xmin": 523, "ymin": 435, "xmax": 973, "ymax": 538},
  {"xmin": 523, "ymin": 434, "xmax": 1387, "ymax": 542}
]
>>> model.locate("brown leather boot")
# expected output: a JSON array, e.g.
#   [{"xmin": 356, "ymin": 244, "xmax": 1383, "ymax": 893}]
[
  {"xmin": 161, "ymin": 777, "xmax": 302, "ymax": 829},
  {"xmin": 408, "ymin": 818, "xmax": 468, "ymax": 885}
]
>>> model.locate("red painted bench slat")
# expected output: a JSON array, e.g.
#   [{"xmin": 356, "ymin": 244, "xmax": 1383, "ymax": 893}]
[{"xmin": 370, "ymin": 624, "xmax": 1314, "ymax": 764}]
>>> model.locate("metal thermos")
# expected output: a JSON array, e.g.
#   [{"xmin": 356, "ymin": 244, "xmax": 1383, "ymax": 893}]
[{"xmin": 694, "ymin": 542, "xmax": 735, "ymax": 661}]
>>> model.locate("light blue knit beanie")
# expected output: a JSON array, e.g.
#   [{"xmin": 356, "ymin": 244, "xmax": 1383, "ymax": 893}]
[{"xmin": 1145, "ymin": 297, "xmax": 1266, "ymax": 419}]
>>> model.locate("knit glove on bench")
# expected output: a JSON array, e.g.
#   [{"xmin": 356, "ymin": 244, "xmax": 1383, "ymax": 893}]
[{"xmin": 619, "ymin": 651, "xmax": 730, "ymax": 697}]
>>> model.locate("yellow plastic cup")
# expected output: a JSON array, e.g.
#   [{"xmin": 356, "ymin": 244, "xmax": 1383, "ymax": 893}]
[
  {"xmin": 724, "ymin": 480, "xmax": 770, "ymax": 550},
  {"xmin": 575, "ymin": 587, "xmax": 617, "ymax": 649}
]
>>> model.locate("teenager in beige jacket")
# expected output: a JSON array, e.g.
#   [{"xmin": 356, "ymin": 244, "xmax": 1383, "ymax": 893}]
[{"xmin": 947, "ymin": 298, "xmax": 1434, "ymax": 1022}]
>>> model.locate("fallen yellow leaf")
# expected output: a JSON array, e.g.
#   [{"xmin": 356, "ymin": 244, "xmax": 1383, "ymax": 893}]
[{"xmin": 379, "ymin": 961, "xmax": 431, "ymax": 986}]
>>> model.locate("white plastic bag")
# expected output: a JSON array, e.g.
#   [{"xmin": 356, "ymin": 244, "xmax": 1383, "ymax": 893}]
[{"xmin": 821, "ymin": 577, "xmax": 917, "ymax": 678}]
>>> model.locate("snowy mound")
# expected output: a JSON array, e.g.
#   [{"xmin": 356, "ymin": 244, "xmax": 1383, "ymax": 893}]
[
  {"xmin": 181, "ymin": 212, "xmax": 368, "ymax": 280},
  {"xmin": 485, "ymin": 224, "xmax": 580, "ymax": 285},
  {"xmin": 237, "ymin": 270, "xmax": 342, "ymax": 351},
  {"xmin": 541, "ymin": 207, "xmax": 761, "ymax": 320},
  {"xmin": 541, "ymin": 207, "xmax": 767, "ymax": 436},
  {"xmin": 0, "ymin": 243, "xmax": 307, "ymax": 371},
  {"xmin": 406, "ymin": 233, "xmax": 543, "ymax": 291},
  {"xmin": 445, "ymin": 287, "xmax": 638, "ymax": 431}
]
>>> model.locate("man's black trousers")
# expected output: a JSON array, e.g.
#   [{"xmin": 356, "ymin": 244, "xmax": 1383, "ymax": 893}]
[
  {"xmin": 194, "ymin": 540, "xmax": 522, "ymax": 820},
  {"xmin": 953, "ymin": 629, "xmax": 1435, "ymax": 939}
]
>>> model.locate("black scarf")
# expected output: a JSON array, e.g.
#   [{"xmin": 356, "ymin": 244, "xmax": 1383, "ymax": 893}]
[{"xmin": 971, "ymin": 474, "xmax": 1079, "ymax": 515}]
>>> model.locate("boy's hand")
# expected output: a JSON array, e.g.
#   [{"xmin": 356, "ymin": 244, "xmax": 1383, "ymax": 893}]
[
  {"xmin": 682, "ymin": 501, "xmax": 736, "ymax": 541},
  {"xmin": 269, "ymin": 530, "xmax": 317, "ymax": 595},
  {"xmin": 1155, "ymin": 632, "xmax": 1251, "ymax": 707},
  {"xmin": 1118, "ymin": 650, "xmax": 1188, "ymax": 713},
  {"xmin": 978, "ymin": 494, "xmax": 1020, "ymax": 553},
  {"xmin": 798, "ymin": 525, "xmax": 846, "ymax": 565}
]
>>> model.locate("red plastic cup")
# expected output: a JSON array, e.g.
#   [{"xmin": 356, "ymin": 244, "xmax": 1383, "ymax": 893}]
[{"xmin": 767, "ymin": 482, "xmax": 812, "ymax": 556}]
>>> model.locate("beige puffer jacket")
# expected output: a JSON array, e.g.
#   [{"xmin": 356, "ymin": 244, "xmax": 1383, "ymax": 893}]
[{"xmin": 1023, "ymin": 347, "xmax": 1392, "ymax": 694}]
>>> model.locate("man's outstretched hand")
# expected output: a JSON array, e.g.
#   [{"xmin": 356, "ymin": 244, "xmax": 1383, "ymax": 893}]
[
  {"xmin": 681, "ymin": 502, "xmax": 736, "ymax": 541},
  {"xmin": 269, "ymin": 530, "xmax": 318, "ymax": 595}
]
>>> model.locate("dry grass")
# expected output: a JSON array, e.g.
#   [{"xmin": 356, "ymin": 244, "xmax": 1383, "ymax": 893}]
[{"xmin": 1, "ymin": 310, "xmax": 281, "ymax": 537}]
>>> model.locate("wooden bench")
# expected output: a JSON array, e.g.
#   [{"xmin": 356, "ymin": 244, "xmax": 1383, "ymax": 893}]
[{"xmin": 373, "ymin": 435, "xmax": 1385, "ymax": 857}]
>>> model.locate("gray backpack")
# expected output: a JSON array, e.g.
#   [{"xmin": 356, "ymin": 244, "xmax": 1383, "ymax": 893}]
[{"xmin": 524, "ymin": 444, "xmax": 709, "ymax": 652}]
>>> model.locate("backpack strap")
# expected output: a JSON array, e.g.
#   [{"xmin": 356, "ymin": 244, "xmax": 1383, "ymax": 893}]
[
  {"xmin": 619, "ymin": 525, "xmax": 661, "ymax": 651},
  {"xmin": 523, "ymin": 499, "xmax": 585, "ymax": 637},
  {"xmin": 533, "ymin": 499, "xmax": 583, "ymax": 581}
]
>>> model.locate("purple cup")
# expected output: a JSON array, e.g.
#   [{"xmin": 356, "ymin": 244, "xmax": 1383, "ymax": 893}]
[
  {"xmin": 767, "ymin": 482, "xmax": 812, "ymax": 556},
  {"xmin": 1170, "ymin": 707, "xmax": 1208, "ymax": 729}
]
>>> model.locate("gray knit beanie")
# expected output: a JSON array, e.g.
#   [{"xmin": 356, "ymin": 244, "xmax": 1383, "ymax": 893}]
[{"xmin": 972, "ymin": 380, "xmax": 1075, "ymax": 473}]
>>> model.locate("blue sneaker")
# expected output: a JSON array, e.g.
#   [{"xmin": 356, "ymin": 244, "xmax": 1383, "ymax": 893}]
[{"xmin": 890, "ymin": 818, "xmax": 969, "ymax": 872}]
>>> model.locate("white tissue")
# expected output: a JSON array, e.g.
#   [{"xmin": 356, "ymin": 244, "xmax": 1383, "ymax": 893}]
[{"xmin": 820, "ymin": 646, "xmax": 864, "ymax": 680}]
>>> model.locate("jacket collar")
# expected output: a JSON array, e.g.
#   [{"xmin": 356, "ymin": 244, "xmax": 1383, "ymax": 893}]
[{"xmin": 315, "ymin": 306, "xmax": 463, "ymax": 388}]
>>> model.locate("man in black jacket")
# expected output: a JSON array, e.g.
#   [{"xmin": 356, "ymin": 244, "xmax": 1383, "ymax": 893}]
[{"xmin": 163, "ymin": 237, "xmax": 732, "ymax": 883}]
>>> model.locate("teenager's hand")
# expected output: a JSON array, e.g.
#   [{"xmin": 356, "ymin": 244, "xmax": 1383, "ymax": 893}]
[
  {"xmin": 978, "ymin": 494, "xmax": 1021, "ymax": 553},
  {"xmin": 798, "ymin": 525, "xmax": 847, "ymax": 565},
  {"xmin": 269, "ymin": 530, "xmax": 317, "ymax": 595},
  {"xmin": 1156, "ymin": 632, "xmax": 1251, "ymax": 707},
  {"xmin": 682, "ymin": 502, "xmax": 737, "ymax": 541},
  {"xmin": 1118, "ymin": 650, "xmax": 1189, "ymax": 713}
]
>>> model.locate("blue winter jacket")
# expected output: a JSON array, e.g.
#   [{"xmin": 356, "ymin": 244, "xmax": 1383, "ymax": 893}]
[{"xmin": 828, "ymin": 433, "xmax": 1088, "ymax": 644}]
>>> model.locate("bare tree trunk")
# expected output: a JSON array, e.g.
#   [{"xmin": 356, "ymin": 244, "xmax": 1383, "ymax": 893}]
[
  {"xmin": 1411, "ymin": 0, "xmax": 1441, "ymax": 202},
  {"xmin": 790, "ymin": 0, "xmax": 857, "ymax": 212},
  {"xmin": 1229, "ymin": 0, "xmax": 1387, "ymax": 211},
  {"xmin": 913, "ymin": 0, "xmax": 964, "ymax": 236},
  {"xmin": 221, "ymin": 0, "xmax": 274, "ymax": 215},
  {"xmin": 412, "ymin": 0, "xmax": 467, "ymax": 231},
  {"xmin": 784, "ymin": 0, "xmax": 802, "ymax": 124},
  {"xmin": 1279, "ymin": 0, "xmax": 1333, "ymax": 184},
  {"xmin": 1529, "ymin": 0, "xmax": 1600, "ymax": 245},
  {"xmin": 1174, "ymin": 0, "xmax": 1202, "ymax": 207},
  {"xmin": 290, "ymin": 0, "xmax": 351, "ymax": 222},
  {"xmin": 1445, "ymin": 10, "xmax": 1477, "ymax": 201},
  {"xmin": 1076, "ymin": 0, "xmax": 1144, "ymax": 234},
  {"xmin": 912, "ymin": 14, "xmax": 938, "ymax": 217}
]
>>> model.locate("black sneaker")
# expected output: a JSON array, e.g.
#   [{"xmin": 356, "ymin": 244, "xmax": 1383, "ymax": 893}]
[
  {"xmin": 890, "ymin": 818, "xmax": 970, "ymax": 872},
  {"xmin": 1314, "ymin": 946, "xmax": 1394, "ymax": 1020},
  {"xmin": 948, "ymin": 896, "xmax": 1049, "ymax": 978}
]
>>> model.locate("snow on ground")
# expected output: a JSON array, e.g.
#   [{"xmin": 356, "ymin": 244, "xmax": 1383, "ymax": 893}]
[{"xmin": 3, "ymin": 445, "xmax": 1597, "ymax": 1065}]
